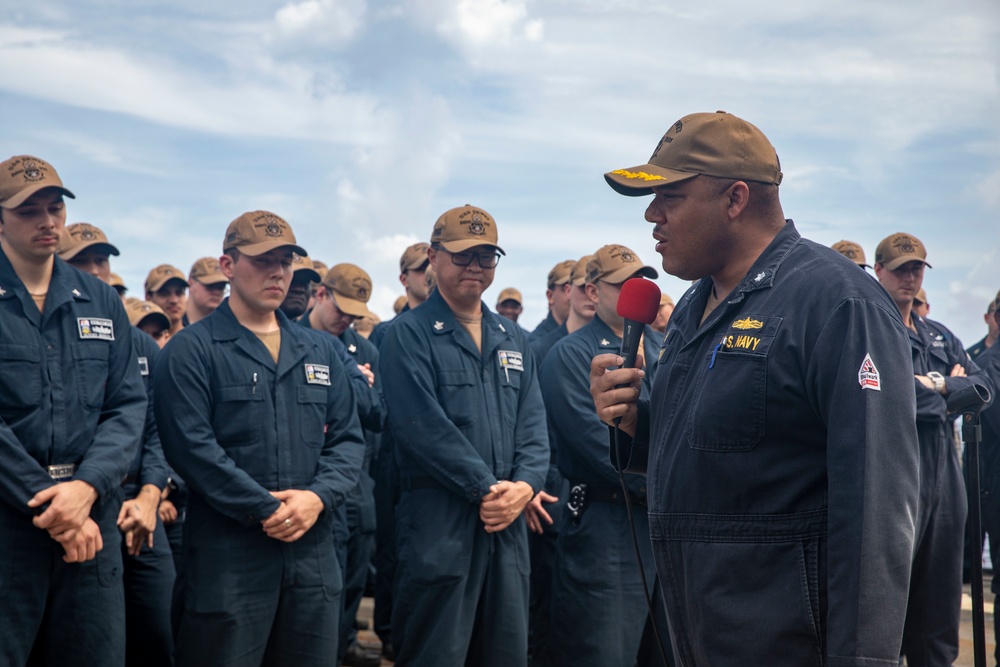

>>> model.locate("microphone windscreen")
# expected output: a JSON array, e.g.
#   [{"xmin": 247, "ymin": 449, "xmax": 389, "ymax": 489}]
[{"xmin": 617, "ymin": 278, "xmax": 661, "ymax": 324}]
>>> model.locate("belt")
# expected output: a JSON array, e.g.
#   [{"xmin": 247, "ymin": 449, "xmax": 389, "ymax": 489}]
[
  {"xmin": 47, "ymin": 463, "xmax": 77, "ymax": 482},
  {"xmin": 579, "ymin": 484, "xmax": 647, "ymax": 508}
]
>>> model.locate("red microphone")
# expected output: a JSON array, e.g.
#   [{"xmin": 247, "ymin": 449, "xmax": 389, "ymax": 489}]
[{"xmin": 616, "ymin": 278, "xmax": 661, "ymax": 371}]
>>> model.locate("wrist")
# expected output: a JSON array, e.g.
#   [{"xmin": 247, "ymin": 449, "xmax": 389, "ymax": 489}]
[{"xmin": 927, "ymin": 371, "xmax": 946, "ymax": 394}]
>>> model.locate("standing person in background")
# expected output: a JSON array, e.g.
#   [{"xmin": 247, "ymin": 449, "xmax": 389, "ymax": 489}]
[
  {"xmin": 145, "ymin": 264, "xmax": 188, "ymax": 336},
  {"xmin": 529, "ymin": 259, "xmax": 574, "ymax": 340},
  {"xmin": 0, "ymin": 155, "xmax": 146, "ymax": 666},
  {"xmin": 279, "ymin": 253, "xmax": 321, "ymax": 321},
  {"xmin": 380, "ymin": 205, "xmax": 549, "ymax": 666},
  {"xmin": 496, "ymin": 287, "xmax": 525, "ymax": 325},
  {"xmin": 913, "ymin": 288, "xmax": 930, "ymax": 319},
  {"xmin": 154, "ymin": 210, "xmax": 366, "ymax": 666},
  {"xmin": 591, "ymin": 111, "xmax": 921, "ymax": 665},
  {"xmin": 831, "ymin": 239, "xmax": 871, "ymax": 269},
  {"xmin": 874, "ymin": 232, "xmax": 989, "ymax": 667},
  {"xmin": 967, "ymin": 291, "xmax": 999, "ymax": 361},
  {"xmin": 369, "ymin": 242, "xmax": 429, "ymax": 349},
  {"xmin": 183, "ymin": 257, "xmax": 228, "ymax": 326},
  {"xmin": 650, "ymin": 292, "xmax": 674, "ymax": 334}
]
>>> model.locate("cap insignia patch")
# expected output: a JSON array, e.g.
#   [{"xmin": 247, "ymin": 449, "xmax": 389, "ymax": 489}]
[
  {"xmin": 22, "ymin": 158, "xmax": 43, "ymax": 182},
  {"xmin": 893, "ymin": 236, "xmax": 916, "ymax": 254}
]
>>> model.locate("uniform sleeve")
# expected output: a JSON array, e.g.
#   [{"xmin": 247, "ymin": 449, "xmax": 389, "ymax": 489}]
[
  {"xmin": 153, "ymin": 335, "xmax": 281, "ymax": 524},
  {"xmin": 508, "ymin": 338, "xmax": 549, "ymax": 494},
  {"xmin": 136, "ymin": 337, "xmax": 169, "ymax": 491},
  {"xmin": 541, "ymin": 339, "xmax": 640, "ymax": 493},
  {"xmin": 306, "ymin": 338, "xmax": 367, "ymax": 511},
  {"xmin": 0, "ymin": 426, "xmax": 56, "ymax": 512},
  {"xmin": 333, "ymin": 335, "xmax": 384, "ymax": 433},
  {"xmin": 73, "ymin": 299, "xmax": 147, "ymax": 502},
  {"xmin": 380, "ymin": 322, "xmax": 497, "ymax": 501},
  {"xmin": 807, "ymin": 297, "xmax": 919, "ymax": 666}
]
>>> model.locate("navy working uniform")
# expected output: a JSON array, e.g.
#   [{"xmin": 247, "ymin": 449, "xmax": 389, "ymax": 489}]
[
  {"xmin": 380, "ymin": 288, "xmax": 549, "ymax": 667},
  {"xmin": 529, "ymin": 309, "xmax": 559, "ymax": 341},
  {"xmin": 122, "ymin": 330, "xmax": 175, "ymax": 667},
  {"xmin": 541, "ymin": 314, "xmax": 667, "ymax": 667},
  {"xmin": 617, "ymin": 222, "xmax": 920, "ymax": 666},
  {"xmin": 974, "ymin": 340, "xmax": 1000, "ymax": 664},
  {"xmin": 154, "ymin": 300, "xmax": 366, "ymax": 667},
  {"xmin": 0, "ymin": 251, "xmax": 146, "ymax": 666},
  {"xmin": 902, "ymin": 315, "xmax": 986, "ymax": 666}
]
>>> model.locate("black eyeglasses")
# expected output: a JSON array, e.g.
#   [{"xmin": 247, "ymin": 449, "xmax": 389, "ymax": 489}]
[{"xmin": 438, "ymin": 247, "xmax": 502, "ymax": 269}]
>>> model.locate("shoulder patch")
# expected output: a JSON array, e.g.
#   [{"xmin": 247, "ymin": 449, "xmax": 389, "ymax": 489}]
[
  {"xmin": 304, "ymin": 363, "xmax": 331, "ymax": 386},
  {"xmin": 858, "ymin": 353, "xmax": 881, "ymax": 391},
  {"xmin": 78, "ymin": 318, "xmax": 115, "ymax": 341}
]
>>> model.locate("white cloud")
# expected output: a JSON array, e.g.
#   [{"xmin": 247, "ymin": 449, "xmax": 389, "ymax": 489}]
[{"xmin": 272, "ymin": 0, "xmax": 367, "ymax": 44}]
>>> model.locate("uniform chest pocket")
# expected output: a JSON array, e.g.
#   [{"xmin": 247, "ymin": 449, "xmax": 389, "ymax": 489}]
[
  {"xmin": 73, "ymin": 343, "xmax": 110, "ymax": 409},
  {"xmin": 297, "ymin": 385, "xmax": 327, "ymax": 448},
  {"xmin": 685, "ymin": 349, "xmax": 767, "ymax": 453},
  {"xmin": 213, "ymin": 383, "xmax": 265, "ymax": 447},
  {"xmin": 0, "ymin": 343, "xmax": 42, "ymax": 411},
  {"xmin": 436, "ymin": 369, "xmax": 477, "ymax": 427}
]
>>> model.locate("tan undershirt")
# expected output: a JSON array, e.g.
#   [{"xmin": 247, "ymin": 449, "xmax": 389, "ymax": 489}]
[
  {"xmin": 30, "ymin": 293, "xmax": 47, "ymax": 314},
  {"xmin": 455, "ymin": 312, "xmax": 483, "ymax": 353},
  {"xmin": 253, "ymin": 329, "xmax": 281, "ymax": 364}
]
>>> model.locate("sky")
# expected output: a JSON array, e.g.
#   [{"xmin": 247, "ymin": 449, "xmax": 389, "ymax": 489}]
[{"xmin": 2, "ymin": 0, "xmax": 998, "ymax": 344}]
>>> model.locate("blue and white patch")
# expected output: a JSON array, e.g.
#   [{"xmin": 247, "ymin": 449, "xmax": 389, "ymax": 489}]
[
  {"xmin": 78, "ymin": 317, "xmax": 114, "ymax": 341},
  {"xmin": 498, "ymin": 350, "xmax": 524, "ymax": 372},
  {"xmin": 304, "ymin": 363, "xmax": 331, "ymax": 386},
  {"xmin": 137, "ymin": 356, "xmax": 149, "ymax": 376}
]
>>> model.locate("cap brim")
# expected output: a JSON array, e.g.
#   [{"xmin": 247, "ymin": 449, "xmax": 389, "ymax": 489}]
[
  {"xmin": 2, "ymin": 184, "xmax": 76, "ymax": 209},
  {"xmin": 58, "ymin": 241, "xmax": 120, "ymax": 261},
  {"xmin": 604, "ymin": 165, "xmax": 699, "ymax": 197},
  {"xmin": 148, "ymin": 276, "xmax": 189, "ymax": 293},
  {"xmin": 333, "ymin": 293, "xmax": 372, "ymax": 318},
  {"xmin": 192, "ymin": 273, "xmax": 229, "ymax": 286},
  {"xmin": 237, "ymin": 241, "xmax": 308, "ymax": 258},
  {"xmin": 136, "ymin": 312, "xmax": 171, "ymax": 330},
  {"xmin": 438, "ymin": 240, "xmax": 506, "ymax": 255},
  {"xmin": 883, "ymin": 256, "xmax": 932, "ymax": 271},
  {"xmin": 602, "ymin": 265, "xmax": 659, "ymax": 284},
  {"xmin": 293, "ymin": 267, "xmax": 322, "ymax": 282}
]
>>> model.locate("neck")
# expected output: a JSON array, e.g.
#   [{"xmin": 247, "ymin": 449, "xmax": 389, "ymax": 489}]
[
  {"xmin": 603, "ymin": 314, "xmax": 625, "ymax": 339},
  {"xmin": 897, "ymin": 301, "xmax": 915, "ymax": 330},
  {"xmin": 186, "ymin": 302, "xmax": 212, "ymax": 324},
  {"xmin": 986, "ymin": 332, "xmax": 998, "ymax": 347},
  {"xmin": 440, "ymin": 291, "xmax": 481, "ymax": 320},
  {"xmin": 2, "ymin": 242, "xmax": 54, "ymax": 293},
  {"xmin": 230, "ymin": 297, "xmax": 279, "ymax": 332},
  {"xmin": 565, "ymin": 310, "xmax": 589, "ymax": 334},
  {"xmin": 552, "ymin": 309, "xmax": 566, "ymax": 326},
  {"xmin": 407, "ymin": 293, "xmax": 426, "ymax": 310}
]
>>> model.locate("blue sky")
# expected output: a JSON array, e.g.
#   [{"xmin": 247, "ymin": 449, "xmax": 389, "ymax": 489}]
[{"xmin": 2, "ymin": 0, "xmax": 998, "ymax": 344}]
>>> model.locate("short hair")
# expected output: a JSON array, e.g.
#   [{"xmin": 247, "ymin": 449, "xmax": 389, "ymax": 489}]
[{"xmin": 704, "ymin": 175, "xmax": 781, "ymax": 218}]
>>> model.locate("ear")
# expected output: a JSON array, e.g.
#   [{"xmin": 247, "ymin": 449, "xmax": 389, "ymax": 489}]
[
  {"xmin": 726, "ymin": 181, "xmax": 751, "ymax": 220},
  {"xmin": 585, "ymin": 283, "xmax": 599, "ymax": 303},
  {"xmin": 873, "ymin": 263, "xmax": 884, "ymax": 280},
  {"xmin": 219, "ymin": 254, "xmax": 236, "ymax": 281}
]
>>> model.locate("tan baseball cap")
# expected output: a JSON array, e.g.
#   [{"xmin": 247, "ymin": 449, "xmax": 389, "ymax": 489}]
[
  {"xmin": 189, "ymin": 257, "xmax": 228, "ymax": 285},
  {"xmin": 393, "ymin": 295, "xmax": 407, "ymax": 314},
  {"xmin": 569, "ymin": 255, "xmax": 592, "ymax": 287},
  {"xmin": 586, "ymin": 244, "xmax": 658, "ymax": 284},
  {"xmin": 145, "ymin": 264, "xmax": 189, "ymax": 294},
  {"xmin": 0, "ymin": 155, "xmax": 75, "ymax": 209},
  {"xmin": 605, "ymin": 111, "xmax": 783, "ymax": 197},
  {"xmin": 126, "ymin": 300, "xmax": 171, "ymax": 330},
  {"xmin": 914, "ymin": 288, "xmax": 928, "ymax": 306},
  {"xmin": 424, "ymin": 265, "xmax": 437, "ymax": 292},
  {"xmin": 323, "ymin": 263, "xmax": 373, "ymax": 318},
  {"xmin": 831, "ymin": 240, "xmax": 869, "ymax": 267},
  {"xmin": 660, "ymin": 293, "xmax": 674, "ymax": 307},
  {"xmin": 223, "ymin": 210, "xmax": 307, "ymax": 258},
  {"xmin": 108, "ymin": 272, "xmax": 127, "ymax": 290},
  {"xmin": 312, "ymin": 260, "xmax": 328, "ymax": 283},
  {"xmin": 496, "ymin": 287, "xmax": 522, "ymax": 307},
  {"xmin": 400, "ymin": 242, "xmax": 431, "ymax": 272},
  {"xmin": 57, "ymin": 222, "xmax": 120, "ymax": 261},
  {"xmin": 547, "ymin": 259, "xmax": 575, "ymax": 288},
  {"xmin": 291, "ymin": 254, "xmax": 322, "ymax": 282},
  {"xmin": 874, "ymin": 233, "xmax": 932, "ymax": 271},
  {"xmin": 431, "ymin": 205, "xmax": 505, "ymax": 255}
]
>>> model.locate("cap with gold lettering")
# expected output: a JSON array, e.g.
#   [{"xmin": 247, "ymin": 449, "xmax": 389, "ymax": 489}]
[
  {"xmin": 189, "ymin": 257, "xmax": 228, "ymax": 286},
  {"xmin": 431, "ymin": 205, "xmax": 505, "ymax": 255},
  {"xmin": 126, "ymin": 299, "xmax": 170, "ymax": 330},
  {"xmin": 57, "ymin": 223, "xmax": 120, "ymax": 261},
  {"xmin": 570, "ymin": 255, "xmax": 592, "ymax": 287},
  {"xmin": 291, "ymin": 254, "xmax": 322, "ymax": 282},
  {"xmin": 585, "ymin": 244, "xmax": 658, "ymax": 285},
  {"xmin": 874, "ymin": 233, "xmax": 932, "ymax": 271},
  {"xmin": 400, "ymin": 242, "xmax": 431, "ymax": 272},
  {"xmin": 605, "ymin": 111, "xmax": 783, "ymax": 197},
  {"xmin": 831, "ymin": 240, "xmax": 869, "ymax": 268},
  {"xmin": 393, "ymin": 295, "xmax": 407, "ymax": 314},
  {"xmin": 223, "ymin": 210, "xmax": 307, "ymax": 257},
  {"xmin": 0, "ymin": 155, "xmax": 75, "ymax": 209},
  {"xmin": 145, "ymin": 264, "xmax": 189, "ymax": 295},
  {"xmin": 496, "ymin": 287, "xmax": 522, "ymax": 307},
  {"xmin": 323, "ymin": 263, "xmax": 373, "ymax": 318}
]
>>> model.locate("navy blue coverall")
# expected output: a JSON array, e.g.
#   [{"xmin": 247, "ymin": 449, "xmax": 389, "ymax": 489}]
[
  {"xmin": 123, "ymin": 330, "xmax": 175, "ymax": 667},
  {"xmin": 616, "ymin": 222, "xmax": 921, "ymax": 666},
  {"xmin": 380, "ymin": 289, "xmax": 549, "ymax": 667},
  {"xmin": 902, "ymin": 316, "xmax": 987, "ymax": 667},
  {"xmin": 541, "ymin": 314, "xmax": 666, "ymax": 667},
  {"xmin": 975, "ymin": 340, "xmax": 1000, "ymax": 664},
  {"xmin": 0, "ymin": 251, "xmax": 146, "ymax": 666},
  {"xmin": 154, "ymin": 300, "xmax": 366, "ymax": 667}
]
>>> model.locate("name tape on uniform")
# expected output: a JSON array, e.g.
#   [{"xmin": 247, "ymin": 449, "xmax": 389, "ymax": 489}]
[
  {"xmin": 304, "ymin": 363, "xmax": 331, "ymax": 386},
  {"xmin": 498, "ymin": 350, "xmax": 524, "ymax": 372},
  {"xmin": 138, "ymin": 356, "xmax": 149, "ymax": 376},
  {"xmin": 77, "ymin": 318, "xmax": 114, "ymax": 341}
]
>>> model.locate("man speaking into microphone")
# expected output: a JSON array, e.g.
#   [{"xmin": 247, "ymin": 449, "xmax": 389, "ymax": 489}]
[{"xmin": 590, "ymin": 112, "xmax": 920, "ymax": 666}]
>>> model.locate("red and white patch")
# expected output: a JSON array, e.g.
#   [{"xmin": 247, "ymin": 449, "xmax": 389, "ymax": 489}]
[{"xmin": 858, "ymin": 353, "xmax": 881, "ymax": 391}]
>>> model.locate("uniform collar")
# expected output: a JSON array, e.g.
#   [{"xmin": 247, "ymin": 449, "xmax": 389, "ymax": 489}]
[
  {"xmin": 424, "ymin": 289, "xmax": 515, "ymax": 357},
  {"xmin": 211, "ymin": 298, "xmax": 311, "ymax": 374}
]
